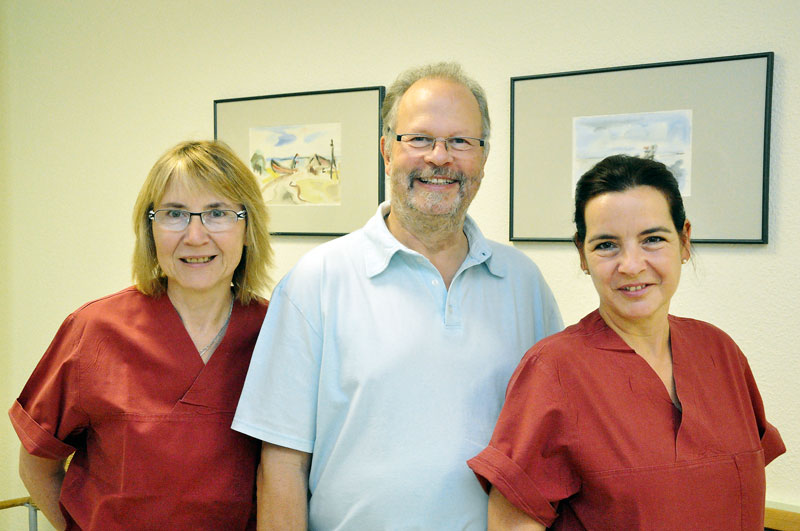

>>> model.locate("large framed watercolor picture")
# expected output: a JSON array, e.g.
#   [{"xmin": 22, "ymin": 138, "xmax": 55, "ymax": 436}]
[
  {"xmin": 510, "ymin": 52, "xmax": 773, "ymax": 243},
  {"xmin": 215, "ymin": 86, "xmax": 385, "ymax": 236}
]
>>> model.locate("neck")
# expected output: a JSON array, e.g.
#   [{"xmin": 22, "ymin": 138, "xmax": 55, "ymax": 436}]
[
  {"xmin": 167, "ymin": 284, "xmax": 234, "ymax": 333},
  {"xmin": 599, "ymin": 308, "xmax": 671, "ymax": 360},
  {"xmin": 599, "ymin": 308, "xmax": 680, "ymax": 409},
  {"xmin": 386, "ymin": 206, "xmax": 469, "ymax": 289}
]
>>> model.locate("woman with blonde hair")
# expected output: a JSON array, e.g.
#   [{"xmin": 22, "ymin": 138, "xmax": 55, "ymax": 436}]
[{"xmin": 10, "ymin": 140, "xmax": 272, "ymax": 530}]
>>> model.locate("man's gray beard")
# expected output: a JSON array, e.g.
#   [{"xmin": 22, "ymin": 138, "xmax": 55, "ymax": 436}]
[{"xmin": 391, "ymin": 167, "xmax": 471, "ymax": 236}]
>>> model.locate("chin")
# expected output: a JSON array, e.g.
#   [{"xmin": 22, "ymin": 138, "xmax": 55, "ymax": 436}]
[
  {"xmin": 620, "ymin": 305, "xmax": 662, "ymax": 322},
  {"xmin": 412, "ymin": 196, "xmax": 462, "ymax": 217}
]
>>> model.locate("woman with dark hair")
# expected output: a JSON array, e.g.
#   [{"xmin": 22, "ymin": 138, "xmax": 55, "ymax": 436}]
[
  {"xmin": 10, "ymin": 140, "xmax": 273, "ymax": 530},
  {"xmin": 469, "ymin": 154, "xmax": 784, "ymax": 529}
]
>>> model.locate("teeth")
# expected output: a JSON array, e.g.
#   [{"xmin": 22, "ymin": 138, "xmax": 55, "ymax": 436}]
[
  {"xmin": 622, "ymin": 285, "xmax": 646, "ymax": 292},
  {"xmin": 420, "ymin": 178, "xmax": 455, "ymax": 185},
  {"xmin": 184, "ymin": 257, "xmax": 212, "ymax": 263}
]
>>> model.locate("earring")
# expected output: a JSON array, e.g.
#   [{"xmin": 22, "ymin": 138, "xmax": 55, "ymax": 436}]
[
  {"xmin": 681, "ymin": 258, "xmax": 688, "ymax": 264},
  {"xmin": 582, "ymin": 269, "xmax": 590, "ymax": 275}
]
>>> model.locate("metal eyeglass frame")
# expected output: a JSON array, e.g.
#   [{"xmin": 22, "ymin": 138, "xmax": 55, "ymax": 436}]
[
  {"xmin": 395, "ymin": 134, "xmax": 485, "ymax": 151},
  {"xmin": 148, "ymin": 209, "xmax": 247, "ymax": 232}
]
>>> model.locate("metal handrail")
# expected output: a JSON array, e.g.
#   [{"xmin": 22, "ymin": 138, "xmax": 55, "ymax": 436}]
[
  {"xmin": 766, "ymin": 506, "xmax": 800, "ymax": 531},
  {"xmin": 0, "ymin": 496, "xmax": 39, "ymax": 530}
]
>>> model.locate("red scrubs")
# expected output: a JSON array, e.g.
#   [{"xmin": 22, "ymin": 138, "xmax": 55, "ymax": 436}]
[
  {"xmin": 9, "ymin": 287, "xmax": 267, "ymax": 530},
  {"xmin": 468, "ymin": 310, "xmax": 785, "ymax": 530}
]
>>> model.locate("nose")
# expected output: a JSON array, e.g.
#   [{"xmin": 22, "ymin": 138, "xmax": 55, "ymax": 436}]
[
  {"xmin": 423, "ymin": 139, "xmax": 454, "ymax": 166},
  {"xmin": 183, "ymin": 215, "xmax": 210, "ymax": 244},
  {"xmin": 617, "ymin": 246, "xmax": 646, "ymax": 275}
]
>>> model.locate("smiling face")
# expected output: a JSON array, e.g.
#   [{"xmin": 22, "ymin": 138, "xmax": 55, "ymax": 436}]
[
  {"xmin": 153, "ymin": 177, "xmax": 246, "ymax": 301},
  {"xmin": 579, "ymin": 186, "xmax": 691, "ymax": 331},
  {"xmin": 381, "ymin": 78, "xmax": 487, "ymax": 229}
]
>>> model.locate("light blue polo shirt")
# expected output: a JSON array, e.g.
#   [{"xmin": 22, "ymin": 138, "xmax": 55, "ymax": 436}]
[{"xmin": 233, "ymin": 203, "xmax": 562, "ymax": 530}]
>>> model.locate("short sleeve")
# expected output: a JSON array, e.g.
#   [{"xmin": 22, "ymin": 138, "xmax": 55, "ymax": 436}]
[
  {"xmin": 467, "ymin": 348, "xmax": 580, "ymax": 526},
  {"xmin": 9, "ymin": 313, "xmax": 90, "ymax": 459},
  {"xmin": 232, "ymin": 273, "xmax": 323, "ymax": 453},
  {"xmin": 739, "ymin": 353, "xmax": 785, "ymax": 465}
]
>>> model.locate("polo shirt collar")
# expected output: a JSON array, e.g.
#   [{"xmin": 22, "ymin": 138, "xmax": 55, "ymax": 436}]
[{"xmin": 362, "ymin": 202, "xmax": 504, "ymax": 278}]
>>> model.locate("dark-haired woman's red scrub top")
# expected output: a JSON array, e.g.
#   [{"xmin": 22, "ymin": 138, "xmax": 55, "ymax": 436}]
[
  {"xmin": 468, "ymin": 310, "xmax": 785, "ymax": 530},
  {"xmin": 9, "ymin": 287, "xmax": 267, "ymax": 530}
]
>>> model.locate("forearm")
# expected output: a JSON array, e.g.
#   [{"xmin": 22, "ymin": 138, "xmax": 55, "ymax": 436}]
[
  {"xmin": 256, "ymin": 442, "xmax": 311, "ymax": 530},
  {"xmin": 18, "ymin": 446, "xmax": 67, "ymax": 530},
  {"xmin": 488, "ymin": 486, "xmax": 546, "ymax": 531}
]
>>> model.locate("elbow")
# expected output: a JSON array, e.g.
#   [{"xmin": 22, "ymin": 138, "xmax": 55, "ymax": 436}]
[{"xmin": 18, "ymin": 446, "xmax": 66, "ymax": 488}]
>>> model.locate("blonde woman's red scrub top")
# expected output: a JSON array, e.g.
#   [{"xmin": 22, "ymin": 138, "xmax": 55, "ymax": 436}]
[{"xmin": 10, "ymin": 287, "xmax": 267, "ymax": 530}]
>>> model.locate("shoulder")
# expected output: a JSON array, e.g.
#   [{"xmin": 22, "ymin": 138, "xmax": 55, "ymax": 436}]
[
  {"xmin": 68, "ymin": 286, "xmax": 154, "ymax": 322},
  {"xmin": 530, "ymin": 321, "xmax": 590, "ymax": 358},
  {"xmin": 239, "ymin": 297, "xmax": 269, "ymax": 320},
  {"xmin": 40, "ymin": 287, "xmax": 155, "ymax": 360},
  {"xmin": 484, "ymin": 240, "xmax": 549, "ymax": 283},
  {"xmin": 463, "ymin": 216, "xmax": 543, "ymax": 277},
  {"xmin": 480, "ymin": 239, "xmax": 563, "ymax": 333},
  {"xmin": 669, "ymin": 314, "xmax": 740, "ymax": 349},
  {"xmin": 275, "ymin": 225, "xmax": 379, "ymax": 300},
  {"xmin": 267, "ymin": 230, "xmax": 368, "ymax": 322},
  {"xmin": 503, "ymin": 323, "xmax": 590, "ymax": 406},
  {"xmin": 669, "ymin": 314, "xmax": 746, "ymax": 367},
  {"xmin": 518, "ymin": 313, "xmax": 605, "ymax": 370},
  {"xmin": 487, "ymin": 240, "xmax": 537, "ymax": 265},
  {"xmin": 75, "ymin": 285, "xmax": 147, "ymax": 307},
  {"xmin": 285, "ymin": 230, "xmax": 365, "ymax": 280}
]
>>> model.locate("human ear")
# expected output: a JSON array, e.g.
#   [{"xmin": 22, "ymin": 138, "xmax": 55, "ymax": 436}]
[
  {"xmin": 379, "ymin": 136, "xmax": 391, "ymax": 171},
  {"xmin": 680, "ymin": 220, "xmax": 692, "ymax": 262},
  {"xmin": 575, "ymin": 235, "xmax": 589, "ymax": 273}
]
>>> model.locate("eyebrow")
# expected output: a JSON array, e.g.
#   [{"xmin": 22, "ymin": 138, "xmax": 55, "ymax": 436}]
[
  {"xmin": 158, "ymin": 201, "xmax": 232, "ymax": 209},
  {"xmin": 587, "ymin": 226, "xmax": 672, "ymax": 244},
  {"xmin": 587, "ymin": 233, "xmax": 616, "ymax": 244},
  {"xmin": 400, "ymin": 130, "xmax": 479, "ymax": 138},
  {"xmin": 640, "ymin": 226, "xmax": 673, "ymax": 236}
]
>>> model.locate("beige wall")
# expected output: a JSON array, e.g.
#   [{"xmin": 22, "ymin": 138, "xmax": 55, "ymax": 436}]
[{"xmin": 2, "ymin": 1, "xmax": 798, "ymax": 527}]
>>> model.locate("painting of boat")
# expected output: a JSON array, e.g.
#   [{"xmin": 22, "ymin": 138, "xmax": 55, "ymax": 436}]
[{"xmin": 270, "ymin": 156, "xmax": 298, "ymax": 175}]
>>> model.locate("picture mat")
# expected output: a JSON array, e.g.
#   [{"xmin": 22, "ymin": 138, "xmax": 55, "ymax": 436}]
[
  {"xmin": 512, "ymin": 56, "xmax": 768, "ymax": 241},
  {"xmin": 216, "ymin": 89, "xmax": 382, "ymax": 235}
]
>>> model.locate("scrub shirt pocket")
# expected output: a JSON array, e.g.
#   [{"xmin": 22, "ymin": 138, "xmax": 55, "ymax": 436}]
[{"xmin": 734, "ymin": 448, "xmax": 766, "ymax": 530}]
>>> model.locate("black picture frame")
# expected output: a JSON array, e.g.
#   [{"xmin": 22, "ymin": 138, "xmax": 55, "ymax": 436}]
[
  {"xmin": 215, "ymin": 86, "xmax": 385, "ymax": 236},
  {"xmin": 510, "ymin": 52, "xmax": 773, "ymax": 243}
]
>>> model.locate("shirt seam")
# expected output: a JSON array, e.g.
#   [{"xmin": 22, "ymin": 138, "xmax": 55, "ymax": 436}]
[{"xmin": 281, "ymin": 287, "xmax": 323, "ymax": 341}]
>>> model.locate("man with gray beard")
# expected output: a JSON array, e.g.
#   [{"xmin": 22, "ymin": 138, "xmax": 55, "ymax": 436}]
[{"xmin": 233, "ymin": 62, "xmax": 563, "ymax": 530}]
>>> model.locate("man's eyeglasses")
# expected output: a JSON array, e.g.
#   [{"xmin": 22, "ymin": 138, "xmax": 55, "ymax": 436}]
[
  {"xmin": 395, "ymin": 134, "xmax": 485, "ymax": 152},
  {"xmin": 148, "ymin": 209, "xmax": 246, "ymax": 232}
]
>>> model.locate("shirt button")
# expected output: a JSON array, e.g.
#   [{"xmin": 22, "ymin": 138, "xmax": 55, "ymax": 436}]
[{"xmin": 431, "ymin": 279, "xmax": 439, "ymax": 286}]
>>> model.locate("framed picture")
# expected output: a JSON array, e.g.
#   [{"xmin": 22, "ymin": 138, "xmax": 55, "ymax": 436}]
[
  {"xmin": 510, "ymin": 52, "xmax": 773, "ymax": 243},
  {"xmin": 215, "ymin": 86, "xmax": 385, "ymax": 236}
]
